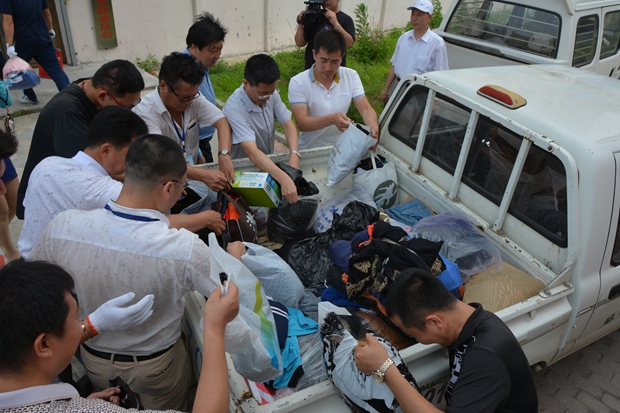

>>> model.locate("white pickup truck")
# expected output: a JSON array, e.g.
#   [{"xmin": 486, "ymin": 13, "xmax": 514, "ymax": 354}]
[
  {"xmin": 183, "ymin": 63, "xmax": 620, "ymax": 412},
  {"xmin": 435, "ymin": 0, "xmax": 620, "ymax": 78}
]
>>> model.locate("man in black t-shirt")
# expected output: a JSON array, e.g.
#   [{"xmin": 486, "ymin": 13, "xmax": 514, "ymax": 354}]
[
  {"xmin": 355, "ymin": 269, "xmax": 538, "ymax": 413},
  {"xmin": 294, "ymin": 0, "xmax": 355, "ymax": 69},
  {"xmin": 16, "ymin": 60, "xmax": 144, "ymax": 219}
]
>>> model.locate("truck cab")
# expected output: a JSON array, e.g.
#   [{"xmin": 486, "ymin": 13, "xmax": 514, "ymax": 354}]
[{"xmin": 435, "ymin": 0, "xmax": 620, "ymax": 78}]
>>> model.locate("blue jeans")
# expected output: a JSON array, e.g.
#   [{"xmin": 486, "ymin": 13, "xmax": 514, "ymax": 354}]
[{"xmin": 16, "ymin": 40, "xmax": 70, "ymax": 101}]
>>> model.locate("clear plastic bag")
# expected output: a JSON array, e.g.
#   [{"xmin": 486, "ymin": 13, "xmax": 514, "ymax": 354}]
[
  {"xmin": 411, "ymin": 210, "xmax": 503, "ymax": 283},
  {"xmin": 208, "ymin": 233, "xmax": 283, "ymax": 382},
  {"xmin": 2, "ymin": 57, "xmax": 40, "ymax": 90},
  {"xmin": 294, "ymin": 331, "xmax": 328, "ymax": 391},
  {"xmin": 327, "ymin": 123, "xmax": 376, "ymax": 186},
  {"xmin": 241, "ymin": 242, "xmax": 305, "ymax": 308}
]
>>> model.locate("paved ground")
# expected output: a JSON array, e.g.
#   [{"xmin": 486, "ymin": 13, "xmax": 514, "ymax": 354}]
[
  {"xmin": 534, "ymin": 331, "xmax": 620, "ymax": 413},
  {"xmin": 7, "ymin": 63, "xmax": 620, "ymax": 413}
]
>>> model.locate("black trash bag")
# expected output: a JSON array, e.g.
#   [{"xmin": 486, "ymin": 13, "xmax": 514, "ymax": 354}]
[
  {"xmin": 268, "ymin": 163, "xmax": 320, "ymax": 243},
  {"xmin": 267, "ymin": 195, "xmax": 320, "ymax": 243},
  {"xmin": 275, "ymin": 163, "xmax": 319, "ymax": 196},
  {"xmin": 275, "ymin": 201, "xmax": 378, "ymax": 287}
]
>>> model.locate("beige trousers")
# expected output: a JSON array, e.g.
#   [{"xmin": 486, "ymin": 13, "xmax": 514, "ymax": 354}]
[{"xmin": 80, "ymin": 338, "xmax": 192, "ymax": 411}]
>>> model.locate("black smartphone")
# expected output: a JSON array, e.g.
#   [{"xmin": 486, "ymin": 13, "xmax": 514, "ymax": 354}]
[{"xmin": 108, "ymin": 376, "xmax": 142, "ymax": 410}]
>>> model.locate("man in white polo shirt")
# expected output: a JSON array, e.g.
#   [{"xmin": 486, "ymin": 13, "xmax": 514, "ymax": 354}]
[
  {"xmin": 288, "ymin": 29, "xmax": 379, "ymax": 150},
  {"xmin": 133, "ymin": 52, "xmax": 234, "ymax": 192},
  {"xmin": 223, "ymin": 54, "xmax": 300, "ymax": 203},
  {"xmin": 381, "ymin": 0, "xmax": 449, "ymax": 103}
]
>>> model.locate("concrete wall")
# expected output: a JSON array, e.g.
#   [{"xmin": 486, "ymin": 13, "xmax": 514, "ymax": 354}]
[{"xmin": 64, "ymin": 0, "xmax": 453, "ymax": 64}]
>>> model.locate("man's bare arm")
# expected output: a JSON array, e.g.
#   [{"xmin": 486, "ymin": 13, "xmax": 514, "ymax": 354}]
[
  {"xmin": 43, "ymin": 8, "xmax": 53, "ymax": 30},
  {"xmin": 2, "ymin": 14, "xmax": 14, "ymax": 45}
]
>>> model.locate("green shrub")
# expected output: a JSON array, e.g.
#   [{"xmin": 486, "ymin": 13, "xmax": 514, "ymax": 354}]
[
  {"xmin": 430, "ymin": 0, "xmax": 443, "ymax": 29},
  {"xmin": 349, "ymin": 3, "xmax": 392, "ymax": 65},
  {"xmin": 135, "ymin": 53, "xmax": 161, "ymax": 73}
]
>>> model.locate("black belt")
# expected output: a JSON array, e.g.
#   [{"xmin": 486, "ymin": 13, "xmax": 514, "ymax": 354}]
[{"xmin": 82, "ymin": 343, "xmax": 173, "ymax": 362}]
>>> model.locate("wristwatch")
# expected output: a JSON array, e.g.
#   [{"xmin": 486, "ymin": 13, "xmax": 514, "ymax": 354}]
[
  {"xmin": 218, "ymin": 149, "xmax": 230, "ymax": 156},
  {"xmin": 372, "ymin": 357, "xmax": 394, "ymax": 383},
  {"xmin": 291, "ymin": 150, "xmax": 301, "ymax": 158}
]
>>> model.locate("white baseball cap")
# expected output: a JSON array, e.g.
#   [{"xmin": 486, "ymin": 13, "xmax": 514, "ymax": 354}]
[{"xmin": 407, "ymin": 0, "xmax": 434, "ymax": 14}]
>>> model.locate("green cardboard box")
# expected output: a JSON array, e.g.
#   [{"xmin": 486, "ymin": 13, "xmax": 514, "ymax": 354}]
[{"xmin": 231, "ymin": 171, "xmax": 281, "ymax": 208}]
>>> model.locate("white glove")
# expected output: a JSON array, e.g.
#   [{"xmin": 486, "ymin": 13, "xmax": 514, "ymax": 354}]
[
  {"xmin": 49, "ymin": 29, "xmax": 56, "ymax": 38},
  {"xmin": 87, "ymin": 292, "xmax": 154, "ymax": 335},
  {"xmin": 6, "ymin": 45, "xmax": 17, "ymax": 59}
]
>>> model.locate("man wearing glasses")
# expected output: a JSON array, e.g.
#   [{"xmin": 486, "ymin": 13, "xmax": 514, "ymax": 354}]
[
  {"xmin": 133, "ymin": 52, "xmax": 234, "ymax": 193},
  {"xmin": 16, "ymin": 59, "xmax": 144, "ymax": 219},
  {"xmin": 222, "ymin": 54, "xmax": 300, "ymax": 204}
]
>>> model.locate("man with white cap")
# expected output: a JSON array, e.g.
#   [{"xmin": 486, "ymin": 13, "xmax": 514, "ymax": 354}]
[{"xmin": 381, "ymin": 0, "xmax": 448, "ymax": 103}]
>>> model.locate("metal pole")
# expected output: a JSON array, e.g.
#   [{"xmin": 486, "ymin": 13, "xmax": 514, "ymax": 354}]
[{"xmin": 55, "ymin": 0, "xmax": 77, "ymax": 66}]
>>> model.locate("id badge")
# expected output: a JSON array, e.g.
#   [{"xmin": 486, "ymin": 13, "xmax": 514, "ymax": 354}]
[{"xmin": 186, "ymin": 155, "xmax": 195, "ymax": 166}]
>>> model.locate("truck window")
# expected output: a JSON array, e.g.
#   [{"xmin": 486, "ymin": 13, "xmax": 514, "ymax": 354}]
[
  {"xmin": 389, "ymin": 89, "xmax": 568, "ymax": 246},
  {"xmin": 445, "ymin": 0, "xmax": 560, "ymax": 58},
  {"xmin": 601, "ymin": 11, "xmax": 620, "ymax": 59},
  {"xmin": 573, "ymin": 15, "xmax": 599, "ymax": 67}
]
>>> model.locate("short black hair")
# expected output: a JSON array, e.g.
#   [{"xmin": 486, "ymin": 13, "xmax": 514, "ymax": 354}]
[
  {"xmin": 91, "ymin": 60, "xmax": 145, "ymax": 97},
  {"xmin": 124, "ymin": 134, "xmax": 187, "ymax": 190},
  {"xmin": 159, "ymin": 52, "xmax": 204, "ymax": 90},
  {"xmin": 86, "ymin": 106, "xmax": 148, "ymax": 150},
  {"xmin": 0, "ymin": 130, "xmax": 18, "ymax": 159},
  {"xmin": 186, "ymin": 12, "xmax": 228, "ymax": 50},
  {"xmin": 314, "ymin": 29, "xmax": 346, "ymax": 56},
  {"xmin": 0, "ymin": 260, "xmax": 77, "ymax": 375},
  {"xmin": 386, "ymin": 268, "xmax": 458, "ymax": 330},
  {"xmin": 244, "ymin": 54, "xmax": 280, "ymax": 86}
]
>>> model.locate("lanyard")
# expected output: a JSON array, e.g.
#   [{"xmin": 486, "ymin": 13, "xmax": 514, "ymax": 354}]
[
  {"xmin": 169, "ymin": 112, "xmax": 186, "ymax": 152},
  {"xmin": 104, "ymin": 204, "xmax": 159, "ymax": 222}
]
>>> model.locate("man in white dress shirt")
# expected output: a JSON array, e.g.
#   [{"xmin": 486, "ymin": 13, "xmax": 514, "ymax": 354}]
[
  {"xmin": 18, "ymin": 107, "xmax": 146, "ymax": 258},
  {"xmin": 133, "ymin": 52, "xmax": 234, "ymax": 192},
  {"xmin": 381, "ymin": 0, "xmax": 449, "ymax": 103},
  {"xmin": 19, "ymin": 107, "xmax": 225, "ymax": 259},
  {"xmin": 30, "ymin": 134, "xmax": 245, "ymax": 411}
]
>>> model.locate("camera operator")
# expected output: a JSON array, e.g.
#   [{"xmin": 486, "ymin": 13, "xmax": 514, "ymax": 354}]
[{"xmin": 294, "ymin": 0, "xmax": 355, "ymax": 70}]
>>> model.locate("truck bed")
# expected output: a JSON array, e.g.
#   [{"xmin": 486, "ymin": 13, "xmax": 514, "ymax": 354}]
[{"xmin": 183, "ymin": 145, "xmax": 572, "ymax": 412}]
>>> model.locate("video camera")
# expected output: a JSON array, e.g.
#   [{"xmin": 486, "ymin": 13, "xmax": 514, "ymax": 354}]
[{"xmin": 298, "ymin": 0, "xmax": 326, "ymax": 26}]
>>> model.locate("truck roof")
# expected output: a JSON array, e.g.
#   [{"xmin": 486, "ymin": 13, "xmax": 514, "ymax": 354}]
[
  {"xmin": 418, "ymin": 64, "xmax": 620, "ymax": 149},
  {"xmin": 573, "ymin": 0, "xmax": 620, "ymax": 12}
]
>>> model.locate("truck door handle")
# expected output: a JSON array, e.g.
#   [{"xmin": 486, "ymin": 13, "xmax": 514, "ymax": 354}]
[{"xmin": 608, "ymin": 284, "xmax": 620, "ymax": 300}]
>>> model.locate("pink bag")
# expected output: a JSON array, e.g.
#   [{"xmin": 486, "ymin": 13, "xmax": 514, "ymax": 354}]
[{"xmin": 2, "ymin": 57, "xmax": 40, "ymax": 90}]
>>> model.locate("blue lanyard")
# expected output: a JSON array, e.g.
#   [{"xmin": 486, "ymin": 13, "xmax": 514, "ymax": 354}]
[
  {"xmin": 169, "ymin": 112, "xmax": 186, "ymax": 152},
  {"xmin": 104, "ymin": 204, "xmax": 159, "ymax": 222}
]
